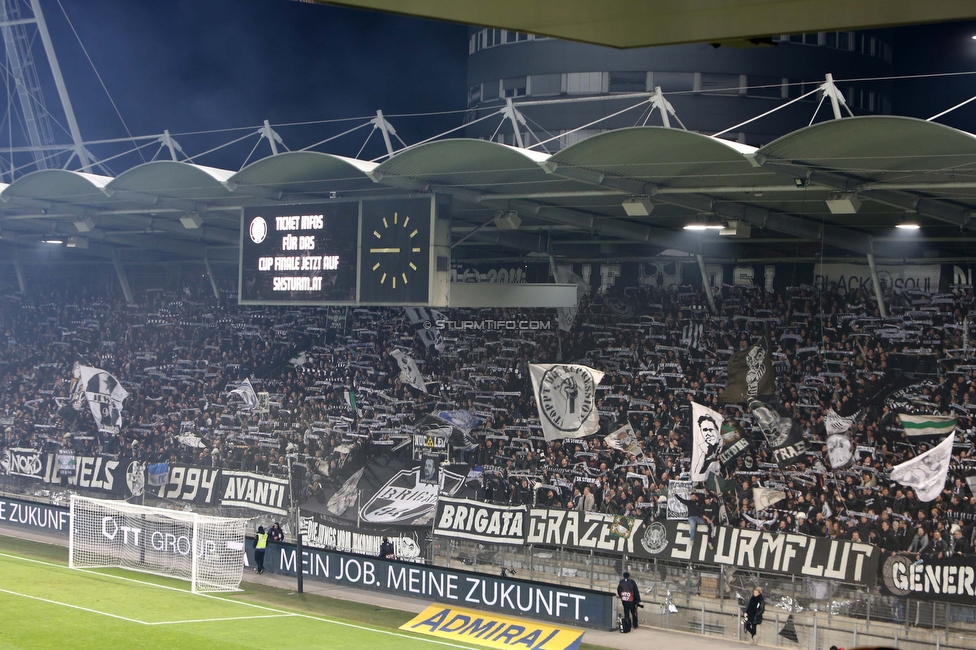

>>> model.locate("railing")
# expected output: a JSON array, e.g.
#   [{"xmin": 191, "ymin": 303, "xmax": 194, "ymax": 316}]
[{"xmin": 433, "ymin": 536, "xmax": 976, "ymax": 649}]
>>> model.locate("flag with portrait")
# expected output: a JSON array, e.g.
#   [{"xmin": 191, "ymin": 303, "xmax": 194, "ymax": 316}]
[{"xmin": 691, "ymin": 402, "xmax": 722, "ymax": 482}]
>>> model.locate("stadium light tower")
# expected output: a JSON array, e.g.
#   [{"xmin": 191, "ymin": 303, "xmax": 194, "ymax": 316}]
[{"xmin": 0, "ymin": 0, "xmax": 92, "ymax": 179}]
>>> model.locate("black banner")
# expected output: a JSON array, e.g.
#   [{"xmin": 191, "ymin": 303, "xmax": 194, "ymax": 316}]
[
  {"xmin": 633, "ymin": 521, "xmax": 879, "ymax": 584},
  {"xmin": 880, "ymin": 553, "xmax": 976, "ymax": 604},
  {"xmin": 2, "ymin": 447, "xmax": 47, "ymax": 479},
  {"xmin": 219, "ymin": 470, "xmax": 289, "ymax": 514},
  {"xmin": 301, "ymin": 514, "xmax": 428, "ymax": 562},
  {"xmin": 156, "ymin": 464, "xmax": 220, "ymax": 505},
  {"xmin": 40, "ymin": 453, "xmax": 141, "ymax": 496},
  {"xmin": 749, "ymin": 399, "xmax": 808, "ymax": 467},
  {"xmin": 301, "ymin": 456, "xmax": 470, "ymax": 527},
  {"xmin": 525, "ymin": 508, "xmax": 637, "ymax": 554},
  {"xmin": 246, "ymin": 542, "xmax": 614, "ymax": 629},
  {"xmin": 0, "ymin": 496, "xmax": 70, "ymax": 535},
  {"xmin": 721, "ymin": 335, "xmax": 776, "ymax": 403},
  {"xmin": 434, "ymin": 498, "xmax": 526, "ymax": 545}
]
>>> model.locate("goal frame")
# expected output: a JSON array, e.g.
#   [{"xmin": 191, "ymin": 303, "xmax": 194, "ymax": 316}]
[{"xmin": 69, "ymin": 495, "xmax": 247, "ymax": 594}]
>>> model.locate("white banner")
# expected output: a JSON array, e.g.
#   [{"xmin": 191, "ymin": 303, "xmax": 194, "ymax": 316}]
[
  {"xmin": 814, "ymin": 263, "xmax": 940, "ymax": 295},
  {"xmin": 890, "ymin": 434, "xmax": 954, "ymax": 502},
  {"xmin": 528, "ymin": 364, "xmax": 604, "ymax": 442},
  {"xmin": 691, "ymin": 402, "xmax": 722, "ymax": 482}
]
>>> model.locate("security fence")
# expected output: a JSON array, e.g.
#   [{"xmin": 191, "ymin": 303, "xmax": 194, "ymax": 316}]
[{"xmin": 433, "ymin": 536, "xmax": 976, "ymax": 649}]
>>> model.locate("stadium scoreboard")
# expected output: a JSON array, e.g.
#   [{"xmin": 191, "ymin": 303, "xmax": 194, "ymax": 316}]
[{"xmin": 239, "ymin": 197, "xmax": 444, "ymax": 306}]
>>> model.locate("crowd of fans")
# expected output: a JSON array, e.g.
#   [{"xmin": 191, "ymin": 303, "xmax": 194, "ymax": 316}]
[{"xmin": 2, "ymin": 273, "xmax": 976, "ymax": 557}]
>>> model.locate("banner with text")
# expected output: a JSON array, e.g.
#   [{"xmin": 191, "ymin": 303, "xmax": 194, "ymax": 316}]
[
  {"xmin": 880, "ymin": 553, "xmax": 976, "ymax": 605},
  {"xmin": 0, "ymin": 496, "xmax": 70, "ymax": 535},
  {"xmin": 1, "ymin": 447, "xmax": 48, "ymax": 480},
  {"xmin": 219, "ymin": 470, "xmax": 290, "ymax": 515},
  {"xmin": 247, "ymin": 542, "xmax": 613, "ymax": 628},
  {"xmin": 402, "ymin": 604, "xmax": 584, "ymax": 650},
  {"xmin": 155, "ymin": 464, "xmax": 221, "ymax": 505},
  {"xmin": 526, "ymin": 508, "xmax": 636, "ymax": 555},
  {"xmin": 302, "ymin": 513, "xmax": 428, "ymax": 562},
  {"xmin": 632, "ymin": 521, "xmax": 878, "ymax": 584},
  {"xmin": 434, "ymin": 498, "xmax": 526, "ymax": 545},
  {"xmin": 814, "ymin": 263, "xmax": 941, "ymax": 295}
]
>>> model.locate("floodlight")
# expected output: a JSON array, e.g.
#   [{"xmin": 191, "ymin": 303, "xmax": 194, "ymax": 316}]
[
  {"xmin": 73, "ymin": 217, "xmax": 95, "ymax": 232},
  {"xmin": 825, "ymin": 193, "xmax": 861, "ymax": 214},
  {"xmin": 494, "ymin": 210, "xmax": 521, "ymax": 230},
  {"xmin": 180, "ymin": 213, "xmax": 203, "ymax": 229},
  {"xmin": 621, "ymin": 196, "xmax": 653, "ymax": 216}
]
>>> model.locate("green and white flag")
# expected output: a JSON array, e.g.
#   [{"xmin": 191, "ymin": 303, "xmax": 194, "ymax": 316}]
[{"xmin": 899, "ymin": 414, "xmax": 957, "ymax": 437}]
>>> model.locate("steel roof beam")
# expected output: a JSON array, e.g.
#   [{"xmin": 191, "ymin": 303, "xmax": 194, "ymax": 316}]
[
  {"xmin": 542, "ymin": 161, "xmax": 875, "ymax": 255},
  {"xmin": 760, "ymin": 159, "xmax": 976, "ymax": 230}
]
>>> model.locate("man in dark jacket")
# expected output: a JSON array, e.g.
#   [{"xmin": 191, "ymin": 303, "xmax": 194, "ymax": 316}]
[{"xmin": 617, "ymin": 571, "xmax": 641, "ymax": 631}]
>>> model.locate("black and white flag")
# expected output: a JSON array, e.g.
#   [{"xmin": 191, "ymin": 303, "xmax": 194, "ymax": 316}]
[
  {"xmin": 681, "ymin": 323, "xmax": 704, "ymax": 350},
  {"xmin": 74, "ymin": 364, "xmax": 129, "ymax": 433},
  {"xmin": 528, "ymin": 363, "xmax": 604, "ymax": 442},
  {"xmin": 721, "ymin": 335, "xmax": 776, "ymax": 403},
  {"xmin": 230, "ymin": 378, "xmax": 259, "ymax": 410},
  {"xmin": 391, "ymin": 349, "xmax": 427, "ymax": 393},
  {"xmin": 605, "ymin": 423, "xmax": 642, "ymax": 457},
  {"xmin": 667, "ymin": 479, "xmax": 692, "ymax": 520},
  {"xmin": 748, "ymin": 399, "xmax": 807, "ymax": 467},
  {"xmin": 890, "ymin": 434, "xmax": 954, "ymax": 502},
  {"xmin": 691, "ymin": 402, "xmax": 722, "ymax": 482},
  {"xmin": 826, "ymin": 432, "xmax": 854, "ymax": 470},
  {"xmin": 405, "ymin": 307, "xmax": 446, "ymax": 352},
  {"xmin": 824, "ymin": 409, "xmax": 859, "ymax": 435}
]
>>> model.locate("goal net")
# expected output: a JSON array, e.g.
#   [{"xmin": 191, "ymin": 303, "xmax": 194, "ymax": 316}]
[{"xmin": 69, "ymin": 495, "xmax": 248, "ymax": 593}]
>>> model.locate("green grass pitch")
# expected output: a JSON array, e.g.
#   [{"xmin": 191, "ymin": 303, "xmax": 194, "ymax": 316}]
[{"xmin": 0, "ymin": 536, "xmax": 609, "ymax": 650}]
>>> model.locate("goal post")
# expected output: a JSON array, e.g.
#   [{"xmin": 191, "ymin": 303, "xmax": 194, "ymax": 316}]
[{"xmin": 69, "ymin": 495, "xmax": 248, "ymax": 593}]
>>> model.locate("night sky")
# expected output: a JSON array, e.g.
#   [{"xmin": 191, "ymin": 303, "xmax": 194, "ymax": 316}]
[
  {"xmin": 18, "ymin": 1, "xmax": 976, "ymax": 174},
  {"xmin": 39, "ymin": 0, "xmax": 469, "ymax": 169}
]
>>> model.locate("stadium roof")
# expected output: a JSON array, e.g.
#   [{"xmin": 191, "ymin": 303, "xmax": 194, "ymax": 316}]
[
  {"xmin": 2, "ymin": 115, "xmax": 976, "ymax": 267},
  {"xmin": 318, "ymin": 0, "xmax": 976, "ymax": 49}
]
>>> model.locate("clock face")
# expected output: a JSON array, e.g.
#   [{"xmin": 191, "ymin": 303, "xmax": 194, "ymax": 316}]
[{"xmin": 359, "ymin": 198, "xmax": 432, "ymax": 304}]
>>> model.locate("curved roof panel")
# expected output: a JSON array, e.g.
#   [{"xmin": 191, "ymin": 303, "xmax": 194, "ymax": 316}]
[
  {"xmin": 548, "ymin": 127, "xmax": 776, "ymax": 189},
  {"xmin": 229, "ymin": 151, "xmax": 378, "ymax": 195},
  {"xmin": 374, "ymin": 139, "xmax": 551, "ymax": 187},
  {"xmin": 107, "ymin": 161, "xmax": 235, "ymax": 200},
  {"xmin": 2, "ymin": 169, "xmax": 114, "ymax": 204},
  {"xmin": 759, "ymin": 116, "xmax": 976, "ymax": 174}
]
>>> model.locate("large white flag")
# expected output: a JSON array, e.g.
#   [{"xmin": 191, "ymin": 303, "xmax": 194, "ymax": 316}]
[
  {"xmin": 529, "ymin": 363, "xmax": 604, "ymax": 442},
  {"xmin": 74, "ymin": 365, "xmax": 128, "ymax": 433},
  {"xmin": 890, "ymin": 434, "xmax": 954, "ymax": 502},
  {"xmin": 391, "ymin": 349, "xmax": 427, "ymax": 393},
  {"xmin": 691, "ymin": 402, "xmax": 722, "ymax": 482},
  {"xmin": 230, "ymin": 378, "xmax": 259, "ymax": 410}
]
